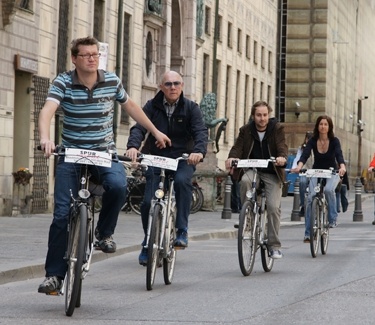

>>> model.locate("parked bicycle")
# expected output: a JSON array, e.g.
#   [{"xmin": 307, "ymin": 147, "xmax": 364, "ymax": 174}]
[
  {"xmin": 138, "ymin": 153, "xmax": 192, "ymax": 290},
  {"xmin": 232, "ymin": 158, "xmax": 276, "ymax": 276},
  {"xmin": 190, "ymin": 180, "xmax": 204, "ymax": 214},
  {"xmin": 39, "ymin": 145, "xmax": 131, "ymax": 316},
  {"xmin": 300, "ymin": 168, "xmax": 337, "ymax": 258}
]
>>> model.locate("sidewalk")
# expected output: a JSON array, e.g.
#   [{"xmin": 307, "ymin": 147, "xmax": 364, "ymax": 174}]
[{"xmin": 0, "ymin": 189, "xmax": 368, "ymax": 285}]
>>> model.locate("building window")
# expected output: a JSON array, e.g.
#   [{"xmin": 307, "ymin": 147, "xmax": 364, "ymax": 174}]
[
  {"xmin": 245, "ymin": 35, "xmax": 250, "ymax": 59},
  {"xmin": 268, "ymin": 51, "xmax": 273, "ymax": 72},
  {"xmin": 267, "ymin": 85, "xmax": 272, "ymax": 104},
  {"xmin": 218, "ymin": 15, "xmax": 222, "ymax": 42},
  {"xmin": 203, "ymin": 53, "xmax": 209, "ymax": 94},
  {"xmin": 244, "ymin": 74, "xmax": 249, "ymax": 124},
  {"xmin": 94, "ymin": 0, "xmax": 104, "ymax": 41},
  {"xmin": 261, "ymin": 46, "xmax": 265, "ymax": 69},
  {"xmin": 260, "ymin": 81, "xmax": 264, "ymax": 100},
  {"xmin": 19, "ymin": 0, "xmax": 32, "ymax": 10},
  {"xmin": 205, "ymin": 6, "xmax": 211, "ymax": 35},
  {"xmin": 227, "ymin": 22, "xmax": 232, "ymax": 48},
  {"xmin": 252, "ymin": 78, "xmax": 257, "ymax": 104},
  {"xmin": 253, "ymin": 41, "xmax": 258, "ymax": 64},
  {"xmin": 237, "ymin": 29, "xmax": 242, "ymax": 53},
  {"xmin": 145, "ymin": 32, "xmax": 153, "ymax": 77}
]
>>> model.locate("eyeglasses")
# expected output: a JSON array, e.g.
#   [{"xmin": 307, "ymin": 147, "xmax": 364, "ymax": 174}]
[
  {"xmin": 163, "ymin": 81, "xmax": 182, "ymax": 88},
  {"xmin": 76, "ymin": 53, "xmax": 101, "ymax": 60}
]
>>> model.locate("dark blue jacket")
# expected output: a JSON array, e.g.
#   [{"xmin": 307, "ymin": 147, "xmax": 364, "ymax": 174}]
[{"xmin": 127, "ymin": 90, "xmax": 208, "ymax": 159}]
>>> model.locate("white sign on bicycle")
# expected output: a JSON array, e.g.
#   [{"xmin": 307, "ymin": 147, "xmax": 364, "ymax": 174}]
[
  {"xmin": 64, "ymin": 148, "xmax": 112, "ymax": 168},
  {"xmin": 305, "ymin": 169, "xmax": 332, "ymax": 178},
  {"xmin": 140, "ymin": 154, "xmax": 179, "ymax": 171},
  {"xmin": 236, "ymin": 159, "xmax": 270, "ymax": 168}
]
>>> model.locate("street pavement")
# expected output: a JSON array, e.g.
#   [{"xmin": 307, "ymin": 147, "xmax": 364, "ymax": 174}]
[{"xmin": 0, "ymin": 189, "xmax": 372, "ymax": 286}]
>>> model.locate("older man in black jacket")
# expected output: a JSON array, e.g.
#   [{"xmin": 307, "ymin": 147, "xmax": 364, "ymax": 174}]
[{"xmin": 126, "ymin": 71, "xmax": 208, "ymax": 265}]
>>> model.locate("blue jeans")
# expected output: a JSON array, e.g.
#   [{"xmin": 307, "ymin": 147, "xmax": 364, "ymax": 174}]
[
  {"xmin": 304, "ymin": 174, "xmax": 340, "ymax": 237},
  {"xmin": 44, "ymin": 157, "xmax": 126, "ymax": 278},
  {"xmin": 299, "ymin": 175, "xmax": 308, "ymax": 208},
  {"xmin": 239, "ymin": 170, "xmax": 282, "ymax": 250},
  {"xmin": 140, "ymin": 161, "xmax": 195, "ymax": 239}
]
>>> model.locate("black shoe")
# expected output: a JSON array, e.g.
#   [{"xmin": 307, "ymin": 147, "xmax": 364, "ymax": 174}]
[
  {"xmin": 174, "ymin": 230, "xmax": 188, "ymax": 248},
  {"xmin": 299, "ymin": 206, "xmax": 305, "ymax": 217},
  {"xmin": 38, "ymin": 276, "xmax": 63, "ymax": 294},
  {"xmin": 98, "ymin": 236, "xmax": 117, "ymax": 253}
]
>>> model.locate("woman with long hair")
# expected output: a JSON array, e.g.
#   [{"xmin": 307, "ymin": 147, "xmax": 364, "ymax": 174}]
[{"xmin": 291, "ymin": 115, "xmax": 346, "ymax": 242}]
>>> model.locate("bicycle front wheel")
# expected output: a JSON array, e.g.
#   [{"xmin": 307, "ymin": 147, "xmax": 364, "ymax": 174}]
[
  {"xmin": 320, "ymin": 201, "xmax": 329, "ymax": 255},
  {"xmin": 129, "ymin": 182, "xmax": 145, "ymax": 215},
  {"xmin": 260, "ymin": 208, "xmax": 274, "ymax": 272},
  {"xmin": 65, "ymin": 204, "xmax": 87, "ymax": 316},
  {"xmin": 146, "ymin": 204, "xmax": 162, "ymax": 290},
  {"xmin": 310, "ymin": 198, "xmax": 320, "ymax": 258},
  {"xmin": 237, "ymin": 200, "xmax": 257, "ymax": 276},
  {"xmin": 163, "ymin": 204, "xmax": 177, "ymax": 285}
]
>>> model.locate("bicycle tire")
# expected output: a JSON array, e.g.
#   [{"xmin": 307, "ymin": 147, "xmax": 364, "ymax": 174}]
[
  {"xmin": 237, "ymin": 200, "xmax": 257, "ymax": 276},
  {"xmin": 129, "ymin": 182, "xmax": 145, "ymax": 215},
  {"xmin": 260, "ymin": 208, "xmax": 274, "ymax": 272},
  {"xmin": 310, "ymin": 198, "xmax": 320, "ymax": 258},
  {"xmin": 320, "ymin": 201, "xmax": 329, "ymax": 255},
  {"xmin": 146, "ymin": 204, "xmax": 162, "ymax": 290},
  {"xmin": 190, "ymin": 185, "xmax": 204, "ymax": 214},
  {"xmin": 65, "ymin": 204, "xmax": 87, "ymax": 316},
  {"xmin": 163, "ymin": 204, "xmax": 177, "ymax": 285}
]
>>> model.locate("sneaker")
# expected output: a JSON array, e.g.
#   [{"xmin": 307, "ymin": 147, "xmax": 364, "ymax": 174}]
[
  {"xmin": 98, "ymin": 236, "xmax": 117, "ymax": 253},
  {"xmin": 139, "ymin": 247, "xmax": 148, "ymax": 266},
  {"xmin": 303, "ymin": 237, "xmax": 310, "ymax": 243},
  {"xmin": 38, "ymin": 276, "xmax": 63, "ymax": 294},
  {"xmin": 329, "ymin": 222, "xmax": 338, "ymax": 228},
  {"xmin": 174, "ymin": 229, "xmax": 188, "ymax": 248},
  {"xmin": 299, "ymin": 206, "xmax": 305, "ymax": 217},
  {"xmin": 270, "ymin": 249, "xmax": 283, "ymax": 259},
  {"xmin": 234, "ymin": 222, "xmax": 239, "ymax": 229}
]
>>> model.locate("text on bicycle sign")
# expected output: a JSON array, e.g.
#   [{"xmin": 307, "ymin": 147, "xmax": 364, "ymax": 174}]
[{"xmin": 64, "ymin": 148, "xmax": 112, "ymax": 167}]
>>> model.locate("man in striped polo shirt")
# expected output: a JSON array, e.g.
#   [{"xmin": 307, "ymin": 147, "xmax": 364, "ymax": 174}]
[{"xmin": 37, "ymin": 36, "xmax": 170, "ymax": 294}]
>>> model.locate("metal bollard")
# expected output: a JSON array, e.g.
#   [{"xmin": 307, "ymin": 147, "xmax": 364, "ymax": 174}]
[
  {"xmin": 221, "ymin": 175, "xmax": 232, "ymax": 219},
  {"xmin": 373, "ymin": 194, "xmax": 375, "ymax": 225},
  {"xmin": 291, "ymin": 177, "xmax": 301, "ymax": 221},
  {"xmin": 353, "ymin": 177, "xmax": 364, "ymax": 222}
]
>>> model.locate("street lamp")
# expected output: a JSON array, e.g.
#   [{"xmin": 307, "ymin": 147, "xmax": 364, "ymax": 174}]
[{"xmin": 357, "ymin": 96, "xmax": 368, "ymax": 176}]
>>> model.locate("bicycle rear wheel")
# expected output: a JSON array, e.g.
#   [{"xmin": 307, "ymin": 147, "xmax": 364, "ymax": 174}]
[
  {"xmin": 190, "ymin": 185, "xmax": 204, "ymax": 214},
  {"xmin": 163, "ymin": 204, "xmax": 177, "ymax": 285},
  {"xmin": 310, "ymin": 198, "xmax": 320, "ymax": 258},
  {"xmin": 65, "ymin": 204, "xmax": 87, "ymax": 316},
  {"xmin": 146, "ymin": 204, "xmax": 162, "ymax": 290},
  {"xmin": 260, "ymin": 208, "xmax": 274, "ymax": 272},
  {"xmin": 237, "ymin": 200, "xmax": 257, "ymax": 276},
  {"xmin": 320, "ymin": 201, "xmax": 329, "ymax": 255}
]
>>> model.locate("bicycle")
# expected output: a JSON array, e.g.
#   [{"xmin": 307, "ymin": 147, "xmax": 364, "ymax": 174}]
[
  {"xmin": 190, "ymin": 180, "xmax": 204, "ymax": 214},
  {"xmin": 300, "ymin": 168, "xmax": 337, "ymax": 258},
  {"xmin": 232, "ymin": 158, "xmax": 276, "ymax": 276},
  {"xmin": 139, "ymin": 153, "xmax": 190, "ymax": 290},
  {"xmin": 40, "ymin": 145, "xmax": 130, "ymax": 316}
]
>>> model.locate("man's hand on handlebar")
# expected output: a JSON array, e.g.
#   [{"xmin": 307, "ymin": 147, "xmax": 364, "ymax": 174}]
[{"xmin": 40, "ymin": 139, "xmax": 56, "ymax": 158}]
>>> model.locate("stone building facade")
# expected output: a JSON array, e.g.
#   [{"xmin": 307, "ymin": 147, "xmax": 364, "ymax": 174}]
[{"xmin": 1, "ymin": 0, "xmax": 374, "ymax": 215}]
